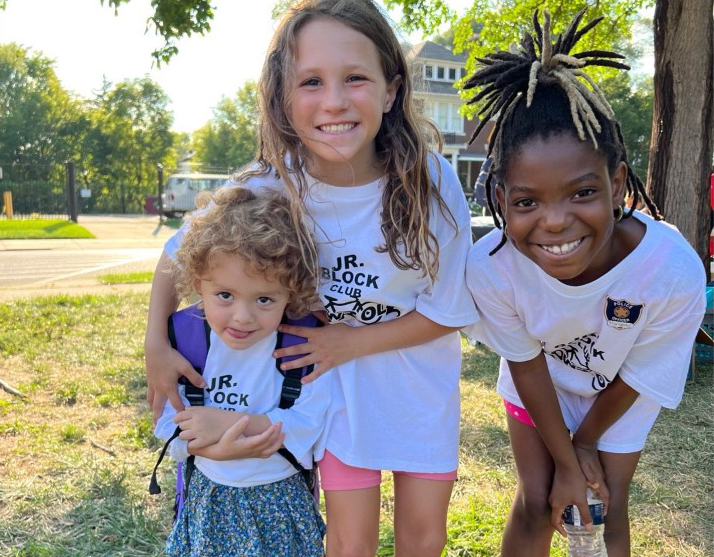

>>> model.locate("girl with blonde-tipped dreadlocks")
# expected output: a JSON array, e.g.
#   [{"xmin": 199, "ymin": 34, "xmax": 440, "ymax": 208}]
[{"xmin": 463, "ymin": 10, "xmax": 705, "ymax": 557}]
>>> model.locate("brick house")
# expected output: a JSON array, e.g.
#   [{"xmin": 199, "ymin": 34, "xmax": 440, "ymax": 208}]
[{"xmin": 406, "ymin": 41, "xmax": 494, "ymax": 194}]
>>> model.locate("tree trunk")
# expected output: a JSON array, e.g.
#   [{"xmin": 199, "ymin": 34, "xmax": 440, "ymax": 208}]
[{"xmin": 647, "ymin": 0, "xmax": 713, "ymax": 280}]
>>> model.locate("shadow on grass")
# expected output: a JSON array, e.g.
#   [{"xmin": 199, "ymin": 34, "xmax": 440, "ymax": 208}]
[{"xmin": 1, "ymin": 466, "xmax": 170, "ymax": 557}]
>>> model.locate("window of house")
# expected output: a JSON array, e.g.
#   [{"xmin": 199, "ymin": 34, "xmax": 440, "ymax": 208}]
[
  {"xmin": 437, "ymin": 66, "xmax": 445, "ymax": 79},
  {"xmin": 449, "ymin": 68, "xmax": 457, "ymax": 81},
  {"xmin": 425, "ymin": 65, "xmax": 433, "ymax": 79},
  {"xmin": 422, "ymin": 100, "xmax": 463, "ymax": 134},
  {"xmin": 461, "ymin": 68, "xmax": 467, "ymax": 78},
  {"xmin": 451, "ymin": 106, "xmax": 463, "ymax": 132},
  {"xmin": 437, "ymin": 102, "xmax": 449, "ymax": 128}
]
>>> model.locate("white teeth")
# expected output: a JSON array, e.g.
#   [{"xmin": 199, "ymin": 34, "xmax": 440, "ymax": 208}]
[
  {"xmin": 541, "ymin": 239, "xmax": 582, "ymax": 255},
  {"xmin": 319, "ymin": 123, "xmax": 355, "ymax": 134}
]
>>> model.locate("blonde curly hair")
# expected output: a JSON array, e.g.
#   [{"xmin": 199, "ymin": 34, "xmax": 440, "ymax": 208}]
[{"xmin": 173, "ymin": 187, "xmax": 319, "ymax": 317}]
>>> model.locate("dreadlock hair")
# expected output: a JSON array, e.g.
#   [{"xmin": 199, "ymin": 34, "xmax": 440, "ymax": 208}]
[{"xmin": 463, "ymin": 8, "xmax": 661, "ymax": 255}]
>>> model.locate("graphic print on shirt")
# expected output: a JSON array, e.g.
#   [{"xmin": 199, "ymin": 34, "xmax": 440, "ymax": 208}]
[
  {"xmin": 321, "ymin": 254, "xmax": 401, "ymax": 324},
  {"xmin": 546, "ymin": 333, "xmax": 611, "ymax": 391},
  {"xmin": 206, "ymin": 373, "xmax": 250, "ymax": 410}
]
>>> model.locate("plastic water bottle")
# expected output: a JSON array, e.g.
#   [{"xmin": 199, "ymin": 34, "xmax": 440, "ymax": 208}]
[{"xmin": 563, "ymin": 489, "xmax": 607, "ymax": 557}]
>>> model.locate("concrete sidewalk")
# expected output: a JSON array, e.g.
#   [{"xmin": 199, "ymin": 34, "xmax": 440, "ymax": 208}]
[{"xmin": 0, "ymin": 215, "xmax": 178, "ymax": 301}]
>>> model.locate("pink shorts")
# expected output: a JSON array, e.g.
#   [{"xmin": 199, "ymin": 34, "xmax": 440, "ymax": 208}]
[
  {"xmin": 318, "ymin": 450, "xmax": 457, "ymax": 491},
  {"xmin": 503, "ymin": 399, "xmax": 536, "ymax": 427}
]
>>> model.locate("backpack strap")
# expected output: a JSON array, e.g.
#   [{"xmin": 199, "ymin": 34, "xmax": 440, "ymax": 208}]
[
  {"xmin": 276, "ymin": 313, "xmax": 322, "ymax": 409},
  {"xmin": 274, "ymin": 314, "xmax": 322, "ymax": 495},
  {"xmin": 149, "ymin": 305, "xmax": 210, "ymax": 497}
]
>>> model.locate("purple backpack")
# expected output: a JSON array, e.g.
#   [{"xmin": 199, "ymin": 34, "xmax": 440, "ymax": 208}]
[{"xmin": 149, "ymin": 305, "xmax": 321, "ymax": 520}]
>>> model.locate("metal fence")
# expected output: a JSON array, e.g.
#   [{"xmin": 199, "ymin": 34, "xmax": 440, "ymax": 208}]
[{"xmin": 1, "ymin": 162, "xmax": 237, "ymax": 220}]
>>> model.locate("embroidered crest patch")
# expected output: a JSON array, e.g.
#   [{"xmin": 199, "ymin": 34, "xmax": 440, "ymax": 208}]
[{"xmin": 604, "ymin": 297, "xmax": 644, "ymax": 329}]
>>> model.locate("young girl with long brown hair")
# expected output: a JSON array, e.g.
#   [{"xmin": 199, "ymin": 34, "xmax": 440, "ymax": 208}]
[{"xmin": 146, "ymin": 1, "xmax": 477, "ymax": 555}]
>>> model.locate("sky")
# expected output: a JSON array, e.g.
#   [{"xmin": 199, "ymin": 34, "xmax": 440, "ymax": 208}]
[{"xmin": 0, "ymin": 0, "xmax": 650, "ymax": 135}]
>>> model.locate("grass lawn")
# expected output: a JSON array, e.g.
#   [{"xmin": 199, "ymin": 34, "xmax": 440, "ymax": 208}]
[
  {"xmin": 99, "ymin": 271, "xmax": 154, "ymax": 285},
  {"xmin": 0, "ymin": 220, "xmax": 94, "ymax": 239},
  {"xmin": 0, "ymin": 293, "xmax": 711, "ymax": 556}
]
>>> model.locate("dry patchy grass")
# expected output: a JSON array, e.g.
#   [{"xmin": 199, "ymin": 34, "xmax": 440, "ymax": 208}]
[{"xmin": 0, "ymin": 294, "xmax": 711, "ymax": 556}]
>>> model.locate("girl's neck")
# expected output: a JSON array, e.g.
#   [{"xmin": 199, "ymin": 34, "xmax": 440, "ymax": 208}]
[{"xmin": 306, "ymin": 158, "xmax": 385, "ymax": 187}]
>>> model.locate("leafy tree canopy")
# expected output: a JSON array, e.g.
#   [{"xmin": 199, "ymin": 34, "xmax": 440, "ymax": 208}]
[
  {"xmin": 191, "ymin": 81, "xmax": 259, "ymax": 170},
  {"xmin": 387, "ymin": 0, "xmax": 653, "ymax": 115}
]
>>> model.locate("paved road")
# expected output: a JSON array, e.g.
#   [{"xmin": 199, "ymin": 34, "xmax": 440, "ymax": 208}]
[
  {"xmin": 0, "ymin": 215, "xmax": 175, "ymax": 300},
  {"xmin": 0, "ymin": 248, "xmax": 162, "ymax": 287}
]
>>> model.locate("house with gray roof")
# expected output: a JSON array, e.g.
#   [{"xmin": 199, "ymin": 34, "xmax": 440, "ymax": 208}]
[{"xmin": 406, "ymin": 41, "xmax": 494, "ymax": 194}]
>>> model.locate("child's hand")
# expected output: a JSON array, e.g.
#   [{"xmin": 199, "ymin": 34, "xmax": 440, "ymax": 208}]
[
  {"xmin": 274, "ymin": 321, "xmax": 359, "ymax": 383},
  {"xmin": 573, "ymin": 440, "xmax": 610, "ymax": 515},
  {"xmin": 175, "ymin": 407, "xmax": 242, "ymax": 450},
  {"xmin": 191, "ymin": 417, "xmax": 285, "ymax": 461},
  {"xmin": 145, "ymin": 341, "xmax": 206, "ymax": 423},
  {"xmin": 549, "ymin": 465, "xmax": 591, "ymax": 537}
]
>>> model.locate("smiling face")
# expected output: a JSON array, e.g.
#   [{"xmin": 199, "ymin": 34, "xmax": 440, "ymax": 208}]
[
  {"xmin": 196, "ymin": 253, "xmax": 290, "ymax": 350},
  {"xmin": 496, "ymin": 133, "xmax": 627, "ymax": 286},
  {"xmin": 289, "ymin": 17, "xmax": 400, "ymax": 186}
]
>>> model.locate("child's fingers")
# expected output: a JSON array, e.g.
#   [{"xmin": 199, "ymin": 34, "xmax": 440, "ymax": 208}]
[
  {"xmin": 551, "ymin": 505, "xmax": 567, "ymax": 537},
  {"xmin": 276, "ymin": 323, "xmax": 314, "ymax": 339},
  {"xmin": 221, "ymin": 416, "xmax": 251, "ymax": 441},
  {"xmin": 597, "ymin": 483, "xmax": 610, "ymax": 516},
  {"xmin": 163, "ymin": 388, "xmax": 185, "ymax": 415},
  {"xmin": 301, "ymin": 364, "xmax": 332, "ymax": 384},
  {"xmin": 181, "ymin": 366, "xmax": 207, "ymax": 389},
  {"xmin": 273, "ymin": 345, "xmax": 312, "ymax": 362}
]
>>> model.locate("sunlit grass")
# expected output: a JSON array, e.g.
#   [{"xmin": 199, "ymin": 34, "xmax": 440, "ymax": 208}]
[
  {"xmin": 99, "ymin": 271, "xmax": 154, "ymax": 285},
  {"xmin": 0, "ymin": 294, "xmax": 711, "ymax": 556},
  {"xmin": 0, "ymin": 219, "xmax": 94, "ymax": 239}
]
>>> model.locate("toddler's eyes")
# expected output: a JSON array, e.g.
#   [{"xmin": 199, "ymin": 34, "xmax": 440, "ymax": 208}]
[
  {"xmin": 216, "ymin": 292, "xmax": 233, "ymax": 302},
  {"xmin": 256, "ymin": 297, "xmax": 274, "ymax": 306},
  {"xmin": 347, "ymin": 75, "xmax": 366, "ymax": 83},
  {"xmin": 514, "ymin": 198, "xmax": 536, "ymax": 208}
]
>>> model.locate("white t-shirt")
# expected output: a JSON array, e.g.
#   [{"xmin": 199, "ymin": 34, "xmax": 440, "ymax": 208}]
[
  {"xmin": 165, "ymin": 153, "xmax": 477, "ymax": 472},
  {"xmin": 465, "ymin": 211, "xmax": 706, "ymax": 410},
  {"xmin": 154, "ymin": 330, "xmax": 332, "ymax": 488}
]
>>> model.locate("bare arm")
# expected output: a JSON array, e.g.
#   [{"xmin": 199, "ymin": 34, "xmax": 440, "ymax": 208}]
[
  {"xmin": 508, "ymin": 354, "xmax": 592, "ymax": 536},
  {"xmin": 144, "ymin": 252, "xmax": 205, "ymax": 420},
  {"xmin": 571, "ymin": 375, "xmax": 640, "ymax": 514},
  {"xmin": 275, "ymin": 310, "xmax": 460, "ymax": 383}
]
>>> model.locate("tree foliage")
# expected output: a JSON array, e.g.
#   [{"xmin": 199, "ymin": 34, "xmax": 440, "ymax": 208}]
[
  {"xmin": 0, "ymin": 44, "xmax": 83, "ymax": 180},
  {"xmin": 388, "ymin": 0, "xmax": 653, "ymax": 116},
  {"xmin": 0, "ymin": 43, "xmax": 178, "ymax": 213},
  {"xmin": 100, "ymin": 0, "xmax": 214, "ymax": 65},
  {"xmin": 191, "ymin": 81, "xmax": 259, "ymax": 170}
]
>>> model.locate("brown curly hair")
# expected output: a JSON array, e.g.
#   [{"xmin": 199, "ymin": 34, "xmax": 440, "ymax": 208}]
[{"xmin": 173, "ymin": 187, "xmax": 319, "ymax": 318}]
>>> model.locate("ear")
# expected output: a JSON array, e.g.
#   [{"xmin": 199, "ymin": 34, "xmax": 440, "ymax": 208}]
[
  {"xmin": 194, "ymin": 277, "xmax": 203, "ymax": 296},
  {"xmin": 610, "ymin": 161, "xmax": 627, "ymax": 209},
  {"xmin": 495, "ymin": 184, "xmax": 506, "ymax": 216},
  {"xmin": 384, "ymin": 75, "xmax": 402, "ymax": 113}
]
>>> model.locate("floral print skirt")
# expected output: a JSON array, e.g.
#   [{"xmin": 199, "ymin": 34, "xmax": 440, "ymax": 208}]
[{"xmin": 166, "ymin": 468, "xmax": 325, "ymax": 557}]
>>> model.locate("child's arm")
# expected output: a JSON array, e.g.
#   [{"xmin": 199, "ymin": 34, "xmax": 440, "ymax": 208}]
[
  {"xmin": 187, "ymin": 374, "xmax": 332, "ymax": 466},
  {"xmin": 571, "ymin": 375, "xmax": 640, "ymax": 514},
  {"xmin": 145, "ymin": 252, "xmax": 206, "ymax": 420},
  {"xmin": 190, "ymin": 417, "xmax": 285, "ymax": 461},
  {"xmin": 276, "ymin": 311, "xmax": 460, "ymax": 383},
  {"xmin": 508, "ymin": 353, "xmax": 594, "ymax": 537},
  {"xmin": 175, "ymin": 407, "xmax": 274, "ymax": 449}
]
